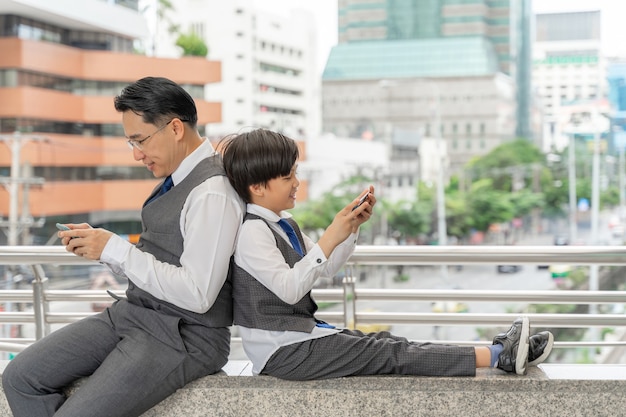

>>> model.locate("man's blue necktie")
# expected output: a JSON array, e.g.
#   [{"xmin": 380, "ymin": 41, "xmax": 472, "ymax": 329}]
[
  {"xmin": 145, "ymin": 175, "xmax": 173, "ymax": 206},
  {"xmin": 277, "ymin": 218, "xmax": 304, "ymax": 256}
]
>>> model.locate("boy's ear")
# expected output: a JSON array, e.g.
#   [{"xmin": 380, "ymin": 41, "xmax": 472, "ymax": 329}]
[{"xmin": 249, "ymin": 183, "xmax": 264, "ymax": 198}]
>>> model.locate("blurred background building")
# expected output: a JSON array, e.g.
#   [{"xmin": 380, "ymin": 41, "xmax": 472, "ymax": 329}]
[
  {"xmin": 147, "ymin": 0, "xmax": 320, "ymax": 142},
  {"xmin": 0, "ymin": 0, "xmax": 221, "ymax": 244},
  {"xmin": 533, "ymin": 10, "xmax": 607, "ymax": 152},
  {"xmin": 322, "ymin": 0, "xmax": 535, "ymax": 200},
  {"xmin": 2, "ymin": 0, "xmax": 626, "ymax": 244}
]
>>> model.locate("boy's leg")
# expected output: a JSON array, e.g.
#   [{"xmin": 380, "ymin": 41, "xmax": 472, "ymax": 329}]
[
  {"xmin": 492, "ymin": 316, "xmax": 530, "ymax": 375},
  {"xmin": 262, "ymin": 330, "xmax": 476, "ymax": 380},
  {"xmin": 2, "ymin": 313, "xmax": 119, "ymax": 417},
  {"xmin": 528, "ymin": 331, "xmax": 554, "ymax": 366}
]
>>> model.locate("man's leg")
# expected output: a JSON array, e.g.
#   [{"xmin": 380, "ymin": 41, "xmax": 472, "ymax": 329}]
[
  {"xmin": 54, "ymin": 323, "xmax": 229, "ymax": 417},
  {"xmin": 2, "ymin": 313, "xmax": 118, "ymax": 417}
]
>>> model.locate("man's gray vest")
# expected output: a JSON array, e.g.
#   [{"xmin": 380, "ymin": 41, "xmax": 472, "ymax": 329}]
[
  {"xmin": 232, "ymin": 213, "xmax": 318, "ymax": 332},
  {"xmin": 126, "ymin": 155, "xmax": 233, "ymax": 327}
]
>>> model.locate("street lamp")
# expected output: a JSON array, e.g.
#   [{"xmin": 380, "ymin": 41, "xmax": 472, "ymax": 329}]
[
  {"xmin": 422, "ymin": 80, "xmax": 448, "ymax": 281},
  {"xmin": 568, "ymin": 133, "xmax": 577, "ymax": 243},
  {"xmin": 420, "ymin": 81, "xmax": 447, "ymax": 244}
]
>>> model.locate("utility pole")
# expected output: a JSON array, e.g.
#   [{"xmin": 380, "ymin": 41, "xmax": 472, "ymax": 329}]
[
  {"xmin": 0, "ymin": 131, "xmax": 46, "ymax": 244},
  {"xmin": 0, "ymin": 132, "xmax": 46, "ymax": 352},
  {"xmin": 617, "ymin": 127, "xmax": 626, "ymax": 221},
  {"xmin": 568, "ymin": 133, "xmax": 578, "ymax": 242}
]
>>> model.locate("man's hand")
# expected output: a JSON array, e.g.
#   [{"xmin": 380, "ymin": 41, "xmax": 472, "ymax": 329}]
[{"xmin": 59, "ymin": 223, "xmax": 114, "ymax": 261}]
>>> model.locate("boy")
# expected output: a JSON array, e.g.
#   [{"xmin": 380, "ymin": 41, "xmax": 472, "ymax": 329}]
[{"xmin": 221, "ymin": 128, "xmax": 553, "ymax": 380}]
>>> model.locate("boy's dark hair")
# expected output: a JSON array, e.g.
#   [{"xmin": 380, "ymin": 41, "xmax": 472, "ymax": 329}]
[
  {"xmin": 221, "ymin": 129, "xmax": 299, "ymax": 203},
  {"xmin": 114, "ymin": 76, "xmax": 198, "ymax": 128}
]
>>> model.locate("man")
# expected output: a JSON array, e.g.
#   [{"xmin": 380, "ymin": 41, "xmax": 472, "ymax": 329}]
[{"xmin": 2, "ymin": 77, "xmax": 244, "ymax": 417}]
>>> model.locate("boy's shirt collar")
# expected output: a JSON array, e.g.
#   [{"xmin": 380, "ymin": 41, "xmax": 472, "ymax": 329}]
[{"xmin": 247, "ymin": 204, "xmax": 292, "ymax": 223}]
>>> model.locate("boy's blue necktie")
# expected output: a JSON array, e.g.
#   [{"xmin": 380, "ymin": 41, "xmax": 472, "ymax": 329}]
[
  {"xmin": 277, "ymin": 219, "xmax": 304, "ymax": 256},
  {"xmin": 278, "ymin": 218, "xmax": 334, "ymax": 329}
]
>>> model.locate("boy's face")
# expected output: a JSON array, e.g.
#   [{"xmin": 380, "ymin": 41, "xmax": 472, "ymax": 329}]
[{"xmin": 253, "ymin": 165, "xmax": 299, "ymax": 215}]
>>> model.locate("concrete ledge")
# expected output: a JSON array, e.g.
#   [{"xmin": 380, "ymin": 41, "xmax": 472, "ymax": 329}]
[{"xmin": 0, "ymin": 362, "xmax": 625, "ymax": 416}]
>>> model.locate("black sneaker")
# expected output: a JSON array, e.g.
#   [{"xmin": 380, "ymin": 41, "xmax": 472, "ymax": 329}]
[
  {"xmin": 493, "ymin": 316, "xmax": 530, "ymax": 375},
  {"xmin": 528, "ymin": 331, "xmax": 554, "ymax": 366}
]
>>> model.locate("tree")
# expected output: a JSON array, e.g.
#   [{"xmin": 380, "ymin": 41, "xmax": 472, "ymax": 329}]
[
  {"xmin": 466, "ymin": 179, "xmax": 515, "ymax": 232},
  {"xmin": 386, "ymin": 199, "xmax": 432, "ymax": 242},
  {"xmin": 292, "ymin": 175, "xmax": 373, "ymax": 238},
  {"xmin": 176, "ymin": 32, "xmax": 208, "ymax": 57},
  {"xmin": 466, "ymin": 139, "xmax": 544, "ymax": 191},
  {"xmin": 445, "ymin": 191, "xmax": 473, "ymax": 239}
]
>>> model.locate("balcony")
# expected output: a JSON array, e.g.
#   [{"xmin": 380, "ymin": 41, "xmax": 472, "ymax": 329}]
[{"xmin": 0, "ymin": 244, "xmax": 625, "ymax": 416}]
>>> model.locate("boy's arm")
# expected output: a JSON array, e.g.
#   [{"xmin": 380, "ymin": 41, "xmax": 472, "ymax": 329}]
[{"xmin": 236, "ymin": 219, "xmax": 348, "ymax": 304}]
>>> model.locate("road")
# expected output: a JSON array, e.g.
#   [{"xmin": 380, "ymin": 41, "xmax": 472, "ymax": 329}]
[{"xmin": 344, "ymin": 263, "xmax": 557, "ymax": 342}]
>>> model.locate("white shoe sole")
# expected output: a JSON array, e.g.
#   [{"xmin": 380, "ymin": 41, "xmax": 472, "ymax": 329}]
[
  {"xmin": 528, "ymin": 331, "xmax": 554, "ymax": 367},
  {"xmin": 515, "ymin": 316, "xmax": 530, "ymax": 375}
]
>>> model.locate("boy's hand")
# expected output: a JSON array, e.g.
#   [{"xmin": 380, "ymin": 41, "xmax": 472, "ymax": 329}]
[
  {"xmin": 318, "ymin": 186, "xmax": 375, "ymax": 257},
  {"xmin": 349, "ymin": 186, "xmax": 375, "ymax": 231}
]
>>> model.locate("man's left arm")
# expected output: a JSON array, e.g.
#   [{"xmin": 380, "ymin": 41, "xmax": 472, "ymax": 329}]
[{"xmin": 103, "ymin": 177, "xmax": 242, "ymax": 313}]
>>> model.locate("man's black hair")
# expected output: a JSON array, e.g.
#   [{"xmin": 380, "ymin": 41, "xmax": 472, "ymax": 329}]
[{"xmin": 114, "ymin": 76, "xmax": 198, "ymax": 127}]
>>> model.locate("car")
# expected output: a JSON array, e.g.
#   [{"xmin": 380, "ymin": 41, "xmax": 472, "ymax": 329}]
[
  {"xmin": 497, "ymin": 265, "xmax": 522, "ymax": 274},
  {"xmin": 554, "ymin": 236, "xmax": 569, "ymax": 246},
  {"xmin": 431, "ymin": 301, "xmax": 469, "ymax": 314},
  {"xmin": 549, "ymin": 264, "xmax": 571, "ymax": 279},
  {"xmin": 537, "ymin": 235, "xmax": 569, "ymax": 270}
]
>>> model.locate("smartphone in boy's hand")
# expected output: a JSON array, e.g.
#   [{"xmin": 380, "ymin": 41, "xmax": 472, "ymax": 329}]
[{"xmin": 352, "ymin": 192, "xmax": 370, "ymax": 211}]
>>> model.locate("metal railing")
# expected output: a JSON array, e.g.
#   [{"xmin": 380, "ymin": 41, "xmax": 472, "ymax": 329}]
[{"xmin": 1, "ymin": 245, "xmax": 626, "ymax": 359}]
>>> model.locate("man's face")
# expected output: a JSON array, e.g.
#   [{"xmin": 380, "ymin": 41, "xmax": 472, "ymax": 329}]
[{"xmin": 122, "ymin": 111, "xmax": 177, "ymax": 178}]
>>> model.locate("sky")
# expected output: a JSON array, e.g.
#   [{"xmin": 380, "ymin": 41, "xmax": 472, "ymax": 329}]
[{"xmin": 257, "ymin": 0, "xmax": 626, "ymax": 73}]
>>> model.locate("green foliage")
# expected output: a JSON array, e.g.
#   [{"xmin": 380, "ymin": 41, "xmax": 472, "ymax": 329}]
[
  {"xmin": 292, "ymin": 176, "xmax": 372, "ymax": 235},
  {"xmin": 445, "ymin": 191, "xmax": 472, "ymax": 238},
  {"xmin": 466, "ymin": 179, "xmax": 514, "ymax": 232},
  {"xmin": 467, "ymin": 139, "xmax": 544, "ymax": 191},
  {"xmin": 386, "ymin": 199, "xmax": 432, "ymax": 240},
  {"xmin": 509, "ymin": 189, "xmax": 544, "ymax": 218},
  {"xmin": 176, "ymin": 32, "xmax": 208, "ymax": 57},
  {"xmin": 157, "ymin": 0, "xmax": 180, "ymax": 34}
]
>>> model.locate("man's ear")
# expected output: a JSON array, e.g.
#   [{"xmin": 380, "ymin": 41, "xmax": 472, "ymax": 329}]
[{"xmin": 171, "ymin": 117, "xmax": 186, "ymax": 140}]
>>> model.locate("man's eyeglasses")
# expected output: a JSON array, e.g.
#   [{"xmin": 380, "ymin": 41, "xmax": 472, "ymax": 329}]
[{"xmin": 126, "ymin": 119, "xmax": 177, "ymax": 151}]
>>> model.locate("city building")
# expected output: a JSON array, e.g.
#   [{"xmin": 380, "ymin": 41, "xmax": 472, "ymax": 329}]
[
  {"xmin": 532, "ymin": 10, "xmax": 606, "ymax": 151},
  {"xmin": 0, "ymin": 0, "xmax": 221, "ymax": 244},
  {"xmin": 299, "ymin": 134, "xmax": 388, "ymax": 201},
  {"xmin": 607, "ymin": 61, "xmax": 626, "ymax": 154},
  {"xmin": 322, "ymin": 0, "xmax": 532, "ymax": 193},
  {"xmin": 149, "ymin": 0, "xmax": 319, "ymax": 141}
]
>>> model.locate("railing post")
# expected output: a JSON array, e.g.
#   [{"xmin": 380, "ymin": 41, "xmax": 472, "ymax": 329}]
[
  {"xmin": 342, "ymin": 266, "xmax": 356, "ymax": 329},
  {"xmin": 31, "ymin": 264, "xmax": 50, "ymax": 339}
]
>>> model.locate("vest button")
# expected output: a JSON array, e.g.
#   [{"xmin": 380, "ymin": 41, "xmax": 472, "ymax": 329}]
[{"xmin": 316, "ymin": 258, "xmax": 322, "ymax": 264}]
